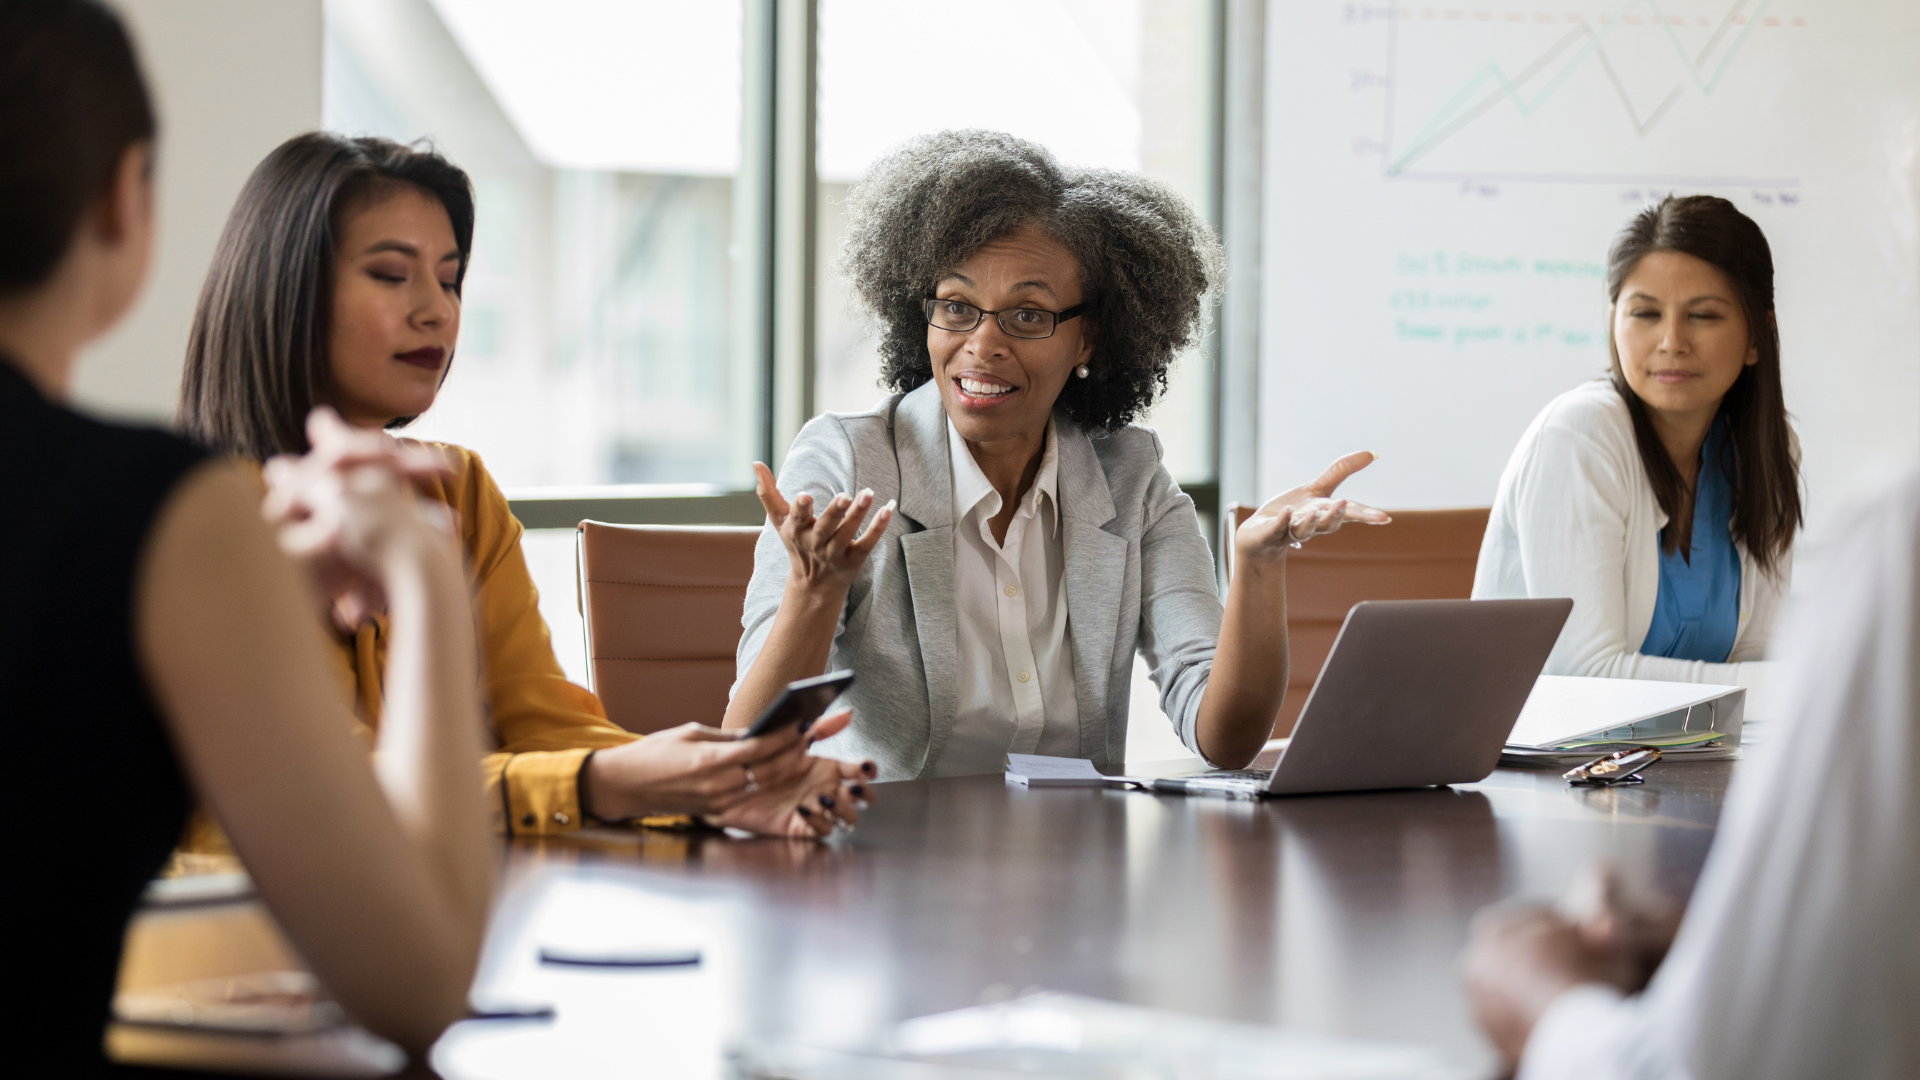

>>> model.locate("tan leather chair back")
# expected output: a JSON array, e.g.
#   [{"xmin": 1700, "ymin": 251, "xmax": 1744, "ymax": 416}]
[
  {"xmin": 575, "ymin": 522, "xmax": 762, "ymax": 734},
  {"xmin": 1223, "ymin": 505, "xmax": 1491, "ymax": 736}
]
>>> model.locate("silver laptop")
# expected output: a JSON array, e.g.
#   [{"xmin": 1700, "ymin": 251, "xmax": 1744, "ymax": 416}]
[{"xmin": 1163, "ymin": 598, "xmax": 1573, "ymax": 798}]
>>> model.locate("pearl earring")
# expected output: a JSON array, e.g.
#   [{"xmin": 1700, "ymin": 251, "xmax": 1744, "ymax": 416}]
[{"xmin": 1075, "ymin": 364, "xmax": 1090, "ymax": 379}]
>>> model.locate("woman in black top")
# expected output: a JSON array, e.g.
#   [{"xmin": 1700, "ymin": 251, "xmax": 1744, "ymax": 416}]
[{"xmin": 1, "ymin": 2, "xmax": 497, "ymax": 1072}]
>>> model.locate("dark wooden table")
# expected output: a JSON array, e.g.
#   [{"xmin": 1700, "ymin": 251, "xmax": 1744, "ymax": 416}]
[{"xmin": 115, "ymin": 758, "xmax": 1734, "ymax": 1078}]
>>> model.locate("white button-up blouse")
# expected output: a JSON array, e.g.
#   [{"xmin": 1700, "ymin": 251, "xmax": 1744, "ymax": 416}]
[{"xmin": 930, "ymin": 418, "xmax": 1080, "ymax": 776}]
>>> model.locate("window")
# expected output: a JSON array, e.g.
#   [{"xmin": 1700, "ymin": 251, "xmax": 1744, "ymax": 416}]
[
  {"xmin": 814, "ymin": 0, "xmax": 1222, "ymax": 483},
  {"xmin": 325, "ymin": 0, "xmax": 757, "ymax": 488},
  {"xmin": 322, "ymin": 0, "xmax": 1225, "ymax": 694},
  {"xmin": 324, "ymin": 0, "xmax": 1222, "ymax": 494}
]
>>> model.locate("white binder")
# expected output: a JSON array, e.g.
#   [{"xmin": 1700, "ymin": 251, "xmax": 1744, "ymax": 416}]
[{"xmin": 1503, "ymin": 676, "xmax": 1745, "ymax": 765}]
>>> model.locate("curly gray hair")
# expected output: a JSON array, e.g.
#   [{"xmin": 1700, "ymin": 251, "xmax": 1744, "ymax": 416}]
[{"xmin": 838, "ymin": 129, "xmax": 1222, "ymax": 431}]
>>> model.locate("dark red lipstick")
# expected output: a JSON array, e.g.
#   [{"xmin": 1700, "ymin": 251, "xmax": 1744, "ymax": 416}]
[{"xmin": 394, "ymin": 346, "xmax": 445, "ymax": 370}]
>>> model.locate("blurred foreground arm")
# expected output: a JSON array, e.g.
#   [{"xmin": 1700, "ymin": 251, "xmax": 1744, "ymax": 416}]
[
  {"xmin": 1463, "ymin": 464, "xmax": 1920, "ymax": 1080},
  {"xmin": 138, "ymin": 412, "xmax": 494, "ymax": 1057}
]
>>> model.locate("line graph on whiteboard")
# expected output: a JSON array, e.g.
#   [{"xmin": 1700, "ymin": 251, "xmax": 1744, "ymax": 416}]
[{"xmin": 1349, "ymin": 1, "xmax": 1810, "ymax": 189}]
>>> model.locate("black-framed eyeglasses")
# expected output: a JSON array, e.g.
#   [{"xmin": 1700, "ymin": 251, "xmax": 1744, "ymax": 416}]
[{"xmin": 923, "ymin": 298, "xmax": 1087, "ymax": 340}]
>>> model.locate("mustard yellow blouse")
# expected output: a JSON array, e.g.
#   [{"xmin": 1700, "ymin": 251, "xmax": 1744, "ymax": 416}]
[
  {"xmin": 186, "ymin": 443, "xmax": 647, "ymax": 850},
  {"xmin": 360, "ymin": 442, "xmax": 638, "ymax": 835}
]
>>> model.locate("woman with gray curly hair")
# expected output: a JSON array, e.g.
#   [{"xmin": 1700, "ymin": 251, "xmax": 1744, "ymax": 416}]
[{"xmin": 724, "ymin": 130, "xmax": 1385, "ymax": 779}]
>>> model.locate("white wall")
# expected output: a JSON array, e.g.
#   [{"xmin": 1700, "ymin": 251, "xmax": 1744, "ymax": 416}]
[
  {"xmin": 76, "ymin": 1, "xmax": 323, "ymax": 422},
  {"xmin": 1259, "ymin": 3, "xmax": 1920, "ymax": 543}
]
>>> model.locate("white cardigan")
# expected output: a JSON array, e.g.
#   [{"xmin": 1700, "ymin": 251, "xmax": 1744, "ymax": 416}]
[{"xmin": 1472, "ymin": 380, "xmax": 1789, "ymax": 709}]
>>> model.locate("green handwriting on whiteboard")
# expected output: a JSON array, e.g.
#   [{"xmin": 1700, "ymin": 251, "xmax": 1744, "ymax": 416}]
[
  {"xmin": 1533, "ymin": 260, "xmax": 1605, "ymax": 278},
  {"xmin": 1399, "ymin": 252, "xmax": 1605, "ymax": 278},
  {"xmin": 1391, "ymin": 252, "xmax": 1606, "ymax": 349},
  {"xmin": 1390, "ymin": 289, "xmax": 1494, "ymax": 311},
  {"xmin": 1395, "ymin": 319, "xmax": 1599, "ymax": 349}
]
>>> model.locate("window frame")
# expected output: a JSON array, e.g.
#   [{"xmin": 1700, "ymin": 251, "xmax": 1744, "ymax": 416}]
[{"xmin": 505, "ymin": 0, "xmax": 1238, "ymax": 548}]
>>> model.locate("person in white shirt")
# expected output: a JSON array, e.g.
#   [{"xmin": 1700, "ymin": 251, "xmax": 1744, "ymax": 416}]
[
  {"xmin": 1462, "ymin": 462, "xmax": 1920, "ymax": 1080},
  {"xmin": 723, "ymin": 130, "xmax": 1387, "ymax": 779},
  {"xmin": 1473, "ymin": 196, "xmax": 1801, "ymax": 709}
]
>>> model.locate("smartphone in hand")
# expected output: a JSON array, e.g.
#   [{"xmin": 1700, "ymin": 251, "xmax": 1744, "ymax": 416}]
[{"xmin": 745, "ymin": 670, "xmax": 855, "ymax": 739}]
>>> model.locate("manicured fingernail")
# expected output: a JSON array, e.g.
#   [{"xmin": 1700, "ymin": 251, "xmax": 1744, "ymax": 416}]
[
  {"xmin": 862, "ymin": 761, "xmax": 878, "ymax": 776},
  {"xmin": 880, "ymin": 500, "xmax": 897, "ymax": 514},
  {"xmin": 850, "ymin": 784, "xmax": 867, "ymax": 798},
  {"xmin": 818, "ymin": 795, "xmax": 836, "ymax": 809},
  {"xmin": 797, "ymin": 805, "xmax": 812, "ymax": 817}
]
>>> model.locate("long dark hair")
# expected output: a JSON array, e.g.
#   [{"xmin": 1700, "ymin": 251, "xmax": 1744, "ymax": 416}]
[
  {"xmin": 0, "ymin": 0, "xmax": 155, "ymax": 294},
  {"xmin": 1605, "ymin": 195, "xmax": 1800, "ymax": 574},
  {"xmin": 179, "ymin": 133, "xmax": 474, "ymax": 459}
]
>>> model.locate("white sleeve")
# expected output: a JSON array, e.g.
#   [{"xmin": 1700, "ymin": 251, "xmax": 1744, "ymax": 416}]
[
  {"xmin": 1516, "ymin": 465, "xmax": 1920, "ymax": 1080},
  {"xmin": 1517, "ymin": 985, "xmax": 1642, "ymax": 1080}
]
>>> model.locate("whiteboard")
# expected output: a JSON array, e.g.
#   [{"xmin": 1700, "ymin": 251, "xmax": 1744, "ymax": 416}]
[{"xmin": 1261, "ymin": 1, "xmax": 1920, "ymax": 537}]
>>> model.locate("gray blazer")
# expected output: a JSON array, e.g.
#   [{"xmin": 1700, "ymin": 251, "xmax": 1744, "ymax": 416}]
[{"xmin": 736, "ymin": 382, "xmax": 1224, "ymax": 780}]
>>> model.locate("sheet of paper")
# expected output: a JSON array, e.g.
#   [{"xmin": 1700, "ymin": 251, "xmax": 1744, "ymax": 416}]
[
  {"xmin": 1006, "ymin": 755, "xmax": 1155, "ymax": 790},
  {"xmin": 1006, "ymin": 754, "xmax": 1110, "ymax": 782},
  {"xmin": 735, "ymin": 991, "xmax": 1477, "ymax": 1079}
]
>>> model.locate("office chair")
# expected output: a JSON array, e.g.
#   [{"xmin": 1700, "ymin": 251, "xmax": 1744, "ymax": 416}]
[
  {"xmin": 575, "ymin": 521, "xmax": 761, "ymax": 734},
  {"xmin": 1221, "ymin": 505, "xmax": 1491, "ymax": 736}
]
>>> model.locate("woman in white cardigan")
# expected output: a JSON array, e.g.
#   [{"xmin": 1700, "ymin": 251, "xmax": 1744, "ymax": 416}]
[{"xmin": 1474, "ymin": 195, "xmax": 1800, "ymax": 707}]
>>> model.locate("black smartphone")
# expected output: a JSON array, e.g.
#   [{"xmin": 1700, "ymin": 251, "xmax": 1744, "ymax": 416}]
[{"xmin": 744, "ymin": 670, "xmax": 855, "ymax": 739}]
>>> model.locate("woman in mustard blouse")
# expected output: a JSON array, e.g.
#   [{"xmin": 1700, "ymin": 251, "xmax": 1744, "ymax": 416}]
[{"xmin": 179, "ymin": 133, "xmax": 870, "ymax": 839}]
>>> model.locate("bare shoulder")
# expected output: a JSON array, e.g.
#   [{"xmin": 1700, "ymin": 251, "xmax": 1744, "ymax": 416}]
[
  {"xmin": 137, "ymin": 458, "xmax": 305, "ymax": 636},
  {"xmin": 136, "ymin": 457, "xmax": 320, "ymax": 701},
  {"xmin": 146, "ymin": 457, "xmax": 277, "ymax": 556}
]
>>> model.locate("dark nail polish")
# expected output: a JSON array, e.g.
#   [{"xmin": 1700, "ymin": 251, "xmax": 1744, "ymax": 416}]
[
  {"xmin": 862, "ymin": 761, "xmax": 878, "ymax": 776},
  {"xmin": 850, "ymin": 784, "xmax": 867, "ymax": 798},
  {"xmin": 797, "ymin": 805, "xmax": 812, "ymax": 817},
  {"xmin": 818, "ymin": 795, "xmax": 836, "ymax": 809}
]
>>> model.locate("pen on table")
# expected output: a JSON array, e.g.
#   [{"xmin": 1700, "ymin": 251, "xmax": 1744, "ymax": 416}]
[{"xmin": 1145, "ymin": 777, "xmax": 1262, "ymax": 801}]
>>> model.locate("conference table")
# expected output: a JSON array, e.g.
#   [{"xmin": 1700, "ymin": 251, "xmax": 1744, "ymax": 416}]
[{"xmin": 111, "ymin": 752, "xmax": 1736, "ymax": 1079}]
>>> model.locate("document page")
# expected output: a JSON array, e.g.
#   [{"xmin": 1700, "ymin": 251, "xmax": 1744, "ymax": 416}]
[{"xmin": 1005, "ymin": 754, "xmax": 1137, "ymax": 788}]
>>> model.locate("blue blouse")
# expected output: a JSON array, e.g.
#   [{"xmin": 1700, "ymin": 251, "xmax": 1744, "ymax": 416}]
[{"xmin": 1641, "ymin": 415, "xmax": 1742, "ymax": 663}]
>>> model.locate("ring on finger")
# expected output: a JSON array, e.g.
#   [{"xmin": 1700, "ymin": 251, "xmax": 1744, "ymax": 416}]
[
  {"xmin": 742, "ymin": 765, "xmax": 758, "ymax": 794},
  {"xmin": 1284, "ymin": 515, "xmax": 1308, "ymax": 549}
]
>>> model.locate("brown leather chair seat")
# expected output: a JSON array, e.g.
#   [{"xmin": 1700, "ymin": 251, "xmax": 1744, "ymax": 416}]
[{"xmin": 575, "ymin": 522, "xmax": 761, "ymax": 734}]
